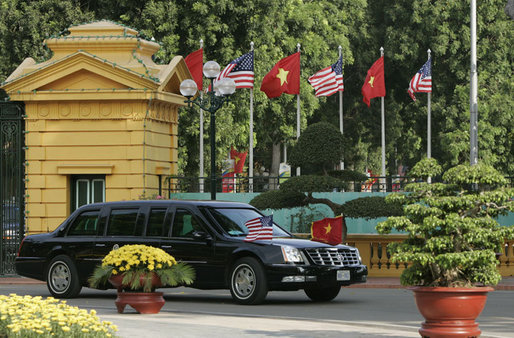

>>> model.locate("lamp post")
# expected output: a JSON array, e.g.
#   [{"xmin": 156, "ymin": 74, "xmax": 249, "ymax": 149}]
[{"xmin": 180, "ymin": 61, "xmax": 236, "ymax": 200}]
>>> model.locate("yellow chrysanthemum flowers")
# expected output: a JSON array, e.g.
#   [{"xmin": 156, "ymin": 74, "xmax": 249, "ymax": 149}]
[
  {"xmin": 0, "ymin": 294, "xmax": 117, "ymax": 337},
  {"xmin": 101, "ymin": 244, "xmax": 176, "ymax": 271}
]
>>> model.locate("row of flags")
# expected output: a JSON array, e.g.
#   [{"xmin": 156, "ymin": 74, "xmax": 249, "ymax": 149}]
[
  {"xmin": 184, "ymin": 48, "xmax": 432, "ymax": 104},
  {"xmin": 243, "ymin": 214, "xmax": 344, "ymax": 246}
]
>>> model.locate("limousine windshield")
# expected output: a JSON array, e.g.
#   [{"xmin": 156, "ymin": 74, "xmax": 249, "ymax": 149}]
[{"xmin": 207, "ymin": 207, "xmax": 290, "ymax": 237}]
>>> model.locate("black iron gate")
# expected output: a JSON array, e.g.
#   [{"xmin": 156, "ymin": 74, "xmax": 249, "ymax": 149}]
[{"xmin": 0, "ymin": 101, "xmax": 25, "ymax": 275}]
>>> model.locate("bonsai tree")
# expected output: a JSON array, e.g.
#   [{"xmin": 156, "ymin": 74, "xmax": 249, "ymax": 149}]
[
  {"xmin": 288, "ymin": 122, "xmax": 344, "ymax": 175},
  {"xmin": 377, "ymin": 158, "xmax": 514, "ymax": 287},
  {"xmin": 250, "ymin": 122, "xmax": 399, "ymax": 241}
]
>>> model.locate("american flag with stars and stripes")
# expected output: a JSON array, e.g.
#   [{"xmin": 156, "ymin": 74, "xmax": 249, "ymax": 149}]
[
  {"xmin": 408, "ymin": 58, "xmax": 432, "ymax": 101},
  {"xmin": 308, "ymin": 56, "xmax": 344, "ymax": 97},
  {"xmin": 244, "ymin": 215, "xmax": 273, "ymax": 242},
  {"xmin": 215, "ymin": 51, "xmax": 254, "ymax": 89}
]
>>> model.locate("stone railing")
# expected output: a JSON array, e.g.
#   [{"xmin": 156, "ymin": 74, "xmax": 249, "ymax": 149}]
[{"xmin": 296, "ymin": 234, "xmax": 514, "ymax": 278}]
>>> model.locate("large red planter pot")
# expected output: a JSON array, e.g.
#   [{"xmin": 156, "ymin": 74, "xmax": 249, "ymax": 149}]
[
  {"xmin": 411, "ymin": 286, "xmax": 493, "ymax": 338},
  {"xmin": 108, "ymin": 274, "xmax": 165, "ymax": 314},
  {"xmin": 114, "ymin": 291, "xmax": 165, "ymax": 314}
]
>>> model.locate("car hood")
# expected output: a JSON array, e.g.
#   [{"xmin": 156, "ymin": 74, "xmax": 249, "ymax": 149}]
[{"xmin": 269, "ymin": 237, "xmax": 353, "ymax": 250}]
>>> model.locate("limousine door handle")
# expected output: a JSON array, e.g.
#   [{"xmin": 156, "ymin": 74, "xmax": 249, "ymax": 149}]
[
  {"xmin": 161, "ymin": 245, "xmax": 172, "ymax": 249},
  {"xmin": 95, "ymin": 243, "xmax": 106, "ymax": 247}
]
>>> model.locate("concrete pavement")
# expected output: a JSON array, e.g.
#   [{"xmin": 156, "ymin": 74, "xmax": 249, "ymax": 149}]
[{"xmin": 1, "ymin": 276, "xmax": 513, "ymax": 337}]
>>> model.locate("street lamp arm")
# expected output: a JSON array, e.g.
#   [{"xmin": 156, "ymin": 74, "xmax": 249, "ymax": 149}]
[{"xmin": 185, "ymin": 90, "xmax": 230, "ymax": 114}]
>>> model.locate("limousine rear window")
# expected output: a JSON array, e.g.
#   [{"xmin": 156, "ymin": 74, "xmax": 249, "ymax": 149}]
[{"xmin": 208, "ymin": 208, "xmax": 289, "ymax": 237}]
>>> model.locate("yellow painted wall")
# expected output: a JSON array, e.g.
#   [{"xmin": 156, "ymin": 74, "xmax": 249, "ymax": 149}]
[
  {"xmin": 2, "ymin": 21, "xmax": 190, "ymax": 234},
  {"xmin": 23, "ymin": 100, "xmax": 178, "ymax": 233}
]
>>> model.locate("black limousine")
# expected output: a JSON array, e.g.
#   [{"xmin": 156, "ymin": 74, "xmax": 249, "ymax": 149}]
[{"xmin": 16, "ymin": 200, "xmax": 367, "ymax": 304}]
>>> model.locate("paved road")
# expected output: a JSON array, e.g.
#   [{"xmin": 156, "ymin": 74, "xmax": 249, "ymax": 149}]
[{"xmin": 1, "ymin": 284, "xmax": 513, "ymax": 338}]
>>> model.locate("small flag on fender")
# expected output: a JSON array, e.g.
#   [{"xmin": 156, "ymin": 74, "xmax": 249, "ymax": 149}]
[{"xmin": 311, "ymin": 216, "xmax": 344, "ymax": 246}]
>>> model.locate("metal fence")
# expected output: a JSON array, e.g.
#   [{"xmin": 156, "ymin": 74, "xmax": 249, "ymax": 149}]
[
  {"xmin": 164, "ymin": 175, "xmax": 413, "ymax": 195},
  {"xmin": 164, "ymin": 175, "xmax": 514, "ymax": 196}
]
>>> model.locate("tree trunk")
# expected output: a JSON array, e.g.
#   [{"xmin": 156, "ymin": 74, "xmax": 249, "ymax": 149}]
[{"xmin": 270, "ymin": 142, "xmax": 281, "ymax": 190}]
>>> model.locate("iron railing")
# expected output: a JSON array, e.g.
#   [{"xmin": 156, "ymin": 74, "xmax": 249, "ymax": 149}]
[
  {"xmin": 164, "ymin": 175, "xmax": 413, "ymax": 195},
  {"xmin": 164, "ymin": 175, "xmax": 514, "ymax": 196}
]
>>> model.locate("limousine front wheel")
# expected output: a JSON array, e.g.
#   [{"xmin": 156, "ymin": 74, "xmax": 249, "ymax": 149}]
[
  {"xmin": 230, "ymin": 257, "xmax": 268, "ymax": 305},
  {"xmin": 46, "ymin": 255, "xmax": 82, "ymax": 298}
]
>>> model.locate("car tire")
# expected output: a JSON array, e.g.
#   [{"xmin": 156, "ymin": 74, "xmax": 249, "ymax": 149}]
[
  {"xmin": 304, "ymin": 286, "xmax": 341, "ymax": 302},
  {"xmin": 229, "ymin": 257, "xmax": 268, "ymax": 305},
  {"xmin": 46, "ymin": 255, "xmax": 82, "ymax": 298}
]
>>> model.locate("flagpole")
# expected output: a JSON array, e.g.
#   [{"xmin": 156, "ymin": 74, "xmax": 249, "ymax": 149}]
[
  {"xmin": 199, "ymin": 39, "xmax": 205, "ymax": 193},
  {"xmin": 338, "ymin": 45, "xmax": 344, "ymax": 170},
  {"xmin": 380, "ymin": 47, "xmax": 386, "ymax": 191},
  {"xmin": 296, "ymin": 42, "xmax": 301, "ymax": 177},
  {"xmin": 427, "ymin": 49, "xmax": 432, "ymax": 160},
  {"xmin": 470, "ymin": 0, "xmax": 478, "ymax": 166},
  {"xmin": 249, "ymin": 42, "xmax": 254, "ymax": 192}
]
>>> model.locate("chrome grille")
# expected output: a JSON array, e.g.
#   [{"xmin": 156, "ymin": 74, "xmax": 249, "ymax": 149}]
[{"xmin": 305, "ymin": 248, "xmax": 360, "ymax": 266}]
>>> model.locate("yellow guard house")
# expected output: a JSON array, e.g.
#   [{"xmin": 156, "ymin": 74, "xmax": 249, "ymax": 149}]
[{"xmin": 1, "ymin": 21, "xmax": 191, "ymax": 234}]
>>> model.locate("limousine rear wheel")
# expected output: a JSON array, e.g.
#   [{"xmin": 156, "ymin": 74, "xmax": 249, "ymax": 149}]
[
  {"xmin": 230, "ymin": 257, "xmax": 268, "ymax": 305},
  {"xmin": 304, "ymin": 286, "xmax": 341, "ymax": 302},
  {"xmin": 46, "ymin": 255, "xmax": 82, "ymax": 298}
]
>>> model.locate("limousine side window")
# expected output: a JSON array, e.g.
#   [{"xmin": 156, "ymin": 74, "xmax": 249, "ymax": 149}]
[
  {"xmin": 172, "ymin": 209, "xmax": 204, "ymax": 238},
  {"xmin": 146, "ymin": 208, "xmax": 167, "ymax": 237},
  {"xmin": 67, "ymin": 210, "xmax": 100, "ymax": 236},
  {"xmin": 106, "ymin": 209, "xmax": 140, "ymax": 236}
]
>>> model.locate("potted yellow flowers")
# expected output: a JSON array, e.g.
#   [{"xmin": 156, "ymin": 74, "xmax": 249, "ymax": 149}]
[{"xmin": 89, "ymin": 244, "xmax": 195, "ymax": 314}]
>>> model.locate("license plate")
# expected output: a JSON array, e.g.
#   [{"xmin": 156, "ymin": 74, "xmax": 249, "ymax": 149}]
[{"xmin": 337, "ymin": 270, "xmax": 350, "ymax": 281}]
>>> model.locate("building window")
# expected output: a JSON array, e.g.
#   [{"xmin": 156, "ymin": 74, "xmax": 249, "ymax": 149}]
[{"xmin": 72, "ymin": 175, "xmax": 105, "ymax": 211}]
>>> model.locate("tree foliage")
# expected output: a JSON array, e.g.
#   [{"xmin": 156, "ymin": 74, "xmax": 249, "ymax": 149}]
[
  {"xmin": 377, "ymin": 159, "xmax": 514, "ymax": 287},
  {"xmin": 0, "ymin": 0, "xmax": 512, "ymax": 177},
  {"xmin": 288, "ymin": 122, "xmax": 344, "ymax": 174},
  {"xmin": 341, "ymin": 196, "xmax": 403, "ymax": 220}
]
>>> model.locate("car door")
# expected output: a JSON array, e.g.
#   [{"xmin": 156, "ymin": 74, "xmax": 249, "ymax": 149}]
[
  {"xmin": 160, "ymin": 206, "xmax": 220, "ymax": 287},
  {"xmin": 61, "ymin": 208, "xmax": 102, "ymax": 281},
  {"xmin": 92, "ymin": 206, "xmax": 146, "ymax": 261}
]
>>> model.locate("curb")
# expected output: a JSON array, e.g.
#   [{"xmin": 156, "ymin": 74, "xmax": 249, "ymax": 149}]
[{"xmin": 1, "ymin": 277, "xmax": 513, "ymax": 290}]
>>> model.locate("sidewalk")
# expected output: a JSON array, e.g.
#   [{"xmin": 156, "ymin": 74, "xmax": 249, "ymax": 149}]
[{"xmin": 1, "ymin": 275, "xmax": 513, "ymax": 290}]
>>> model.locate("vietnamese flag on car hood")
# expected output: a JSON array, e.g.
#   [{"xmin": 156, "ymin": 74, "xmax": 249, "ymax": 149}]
[
  {"xmin": 260, "ymin": 52, "xmax": 300, "ymax": 98},
  {"xmin": 311, "ymin": 216, "xmax": 344, "ymax": 246}
]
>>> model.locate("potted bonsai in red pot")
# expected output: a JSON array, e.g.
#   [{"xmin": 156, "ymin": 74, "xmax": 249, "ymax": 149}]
[{"xmin": 377, "ymin": 158, "xmax": 514, "ymax": 337}]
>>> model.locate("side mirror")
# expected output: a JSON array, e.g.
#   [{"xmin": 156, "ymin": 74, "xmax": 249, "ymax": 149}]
[{"xmin": 192, "ymin": 231, "xmax": 211, "ymax": 241}]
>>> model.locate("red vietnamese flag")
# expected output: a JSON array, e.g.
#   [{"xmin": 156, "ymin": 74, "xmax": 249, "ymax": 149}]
[
  {"xmin": 260, "ymin": 52, "xmax": 300, "ymax": 98},
  {"xmin": 184, "ymin": 48, "xmax": 203, "ymax": 90},
  {"xmin": 230, "ymin": 147, "xmax": 247, "ymax": 174},
  {"xmin": 311, "ymin": 216, "xmax": 344, "ymax": 246},
  {"xmin": 361, "ymin": 56, "xmax": 385, "ymax": 107}
]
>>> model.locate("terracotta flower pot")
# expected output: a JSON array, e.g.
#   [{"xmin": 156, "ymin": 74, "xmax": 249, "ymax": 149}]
[
  {"xmin": 114, "ymin": 291, "xmax": 165, "ymax": 314},
  {"xmin": 411, "ymin": 286, "xmax": 493, "ymax": 338}
]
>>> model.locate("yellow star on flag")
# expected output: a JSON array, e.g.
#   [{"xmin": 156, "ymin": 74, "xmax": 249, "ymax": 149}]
[
  {"xmin": 276, "ymin": 68, "xmax": 289, "ymax": 86},
  {"xmin": 324, "ymin": 222, "xmax": 332, "ymax": 234},
  {"xmin": 234, "ymin": 156, "xmax": 240, "ymax": 164},
  {"xmin": 368, "ymin": 76, "xmax": 375, "ymax": 87}
]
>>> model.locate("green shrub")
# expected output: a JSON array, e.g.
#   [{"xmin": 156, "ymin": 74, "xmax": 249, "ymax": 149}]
[
  {"xmin": 279, "ymin": 175, "xmax": 347, "ymax": 193},
  {"xmin": 328, "ymin": 170, "xmax": 368, "ymax": 182},
  {"xmin": 341, "ymin": 196, "xmax": 403, "ymax": 219},
  {"xmin": 250, "ymin": 190, "xmax": 307, "ymax": 210},
  {"xmin": 377, "ymin": 161, "xmax": 514, "ymax": 287}
]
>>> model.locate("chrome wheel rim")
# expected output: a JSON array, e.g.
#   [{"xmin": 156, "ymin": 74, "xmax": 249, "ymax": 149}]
[
  {"xmin": 232, "ymin": 264, "xmax": 255, "ymax": 299},
  {"xmin": 50, "ymin": 262, "xmax": 70, "ymax": 293}
]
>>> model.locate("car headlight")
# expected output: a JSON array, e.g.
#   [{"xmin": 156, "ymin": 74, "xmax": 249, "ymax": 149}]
[
  {"xmin": 281, "ymin": 245, "xmax": 303, "ymax": 263},
  {"xmin": 355, "ymin": 248, "xmax": 362, "ymax": 264}
]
